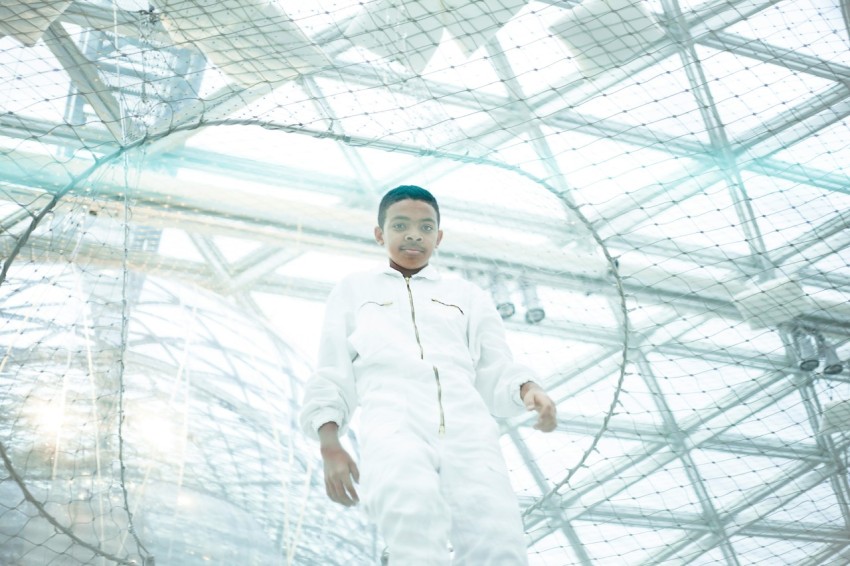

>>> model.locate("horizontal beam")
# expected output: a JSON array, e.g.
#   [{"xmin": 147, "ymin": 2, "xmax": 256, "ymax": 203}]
[
  {"xmin": 519, "ymin": 497, "xmax": 850, "ymax": 545},
  {"xmin": 1, "ymin": 161, "xmax": 848, "ymax": 338}
]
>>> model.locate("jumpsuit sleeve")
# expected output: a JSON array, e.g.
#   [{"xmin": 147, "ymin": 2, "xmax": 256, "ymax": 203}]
[
  {"xmin": 467, "ymin": 285, "xmax": 537, "ymax": 418},
  {"xmin": 299, "ymin": 283, "xmax": 358, "ymax": 441}
]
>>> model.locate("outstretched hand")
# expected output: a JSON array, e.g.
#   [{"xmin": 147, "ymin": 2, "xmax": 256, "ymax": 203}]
[
  {"xmin": 522, "ymin": 383, "xmax": 558, "ymax": 432},
  {"xmin": 321, "ymin": 443, "xmax": 360, "ymax": 506}
]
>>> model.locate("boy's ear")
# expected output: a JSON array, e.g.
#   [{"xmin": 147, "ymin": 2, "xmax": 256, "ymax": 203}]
[
  {"xmin": 374, "ymin": 226, "xmax": 384, "ymax": 245},
  {"xmin": 436, "ymin": 229, "xmax": 443, "ymax": 248}
]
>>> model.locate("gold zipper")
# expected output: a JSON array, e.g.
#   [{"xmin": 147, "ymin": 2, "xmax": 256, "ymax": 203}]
[
  {"xmin": 405, "ymin": 276, "xmax": 446, "ymax": 435},
  {"xmin": 433, "ymin": 366, "xmax": 446, "ymax": 435},
  {"xmin": 404, "ymin": 277, "xmax": 424, "ymax": 360}
]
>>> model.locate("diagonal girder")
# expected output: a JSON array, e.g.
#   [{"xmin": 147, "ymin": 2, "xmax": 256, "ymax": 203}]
[
  {"xmin": 42, "ymin": 21, "xmax": 129, "ymax": 142},
  {"xmin": 530, "ymin": 370, "xmax": 793, "ymax": 540},
  {"xmin": 644, "ymin": 460, "xmax": 838, "ymax": 565}
]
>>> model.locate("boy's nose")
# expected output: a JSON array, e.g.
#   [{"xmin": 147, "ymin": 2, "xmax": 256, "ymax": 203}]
[{"xmin": 405, "ymin": 233, "xmax": 422, "ymax": 241}]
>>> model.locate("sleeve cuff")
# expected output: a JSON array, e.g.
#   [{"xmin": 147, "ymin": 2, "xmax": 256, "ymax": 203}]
[
  {"xmin": 308, "ymin": 409, "xmax": 345, "ymax": 440},
  {"xmin": 512, "ymin": 377, "xmax": 535, "ymax": 408}
]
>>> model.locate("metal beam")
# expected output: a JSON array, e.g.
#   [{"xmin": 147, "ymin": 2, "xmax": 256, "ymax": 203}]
[
  {"xmin": 699, "ymin": 31, "xmax": 850, "ymax": 83},
  {"xmin": 555, "ymin": 413, "xmax": 827, "ymax": 462},
  {"xmin": 225, "ymin": 248, "xmax": 302, "ymax": 295},
  {"xmin": 510, "ymin": 428, "xmax": 594, "ymax": 565},
  {"xmin": 770, "ymin": 210, "xmax": 850, "ymax": 270},
  {"xmin": 0, "ymin": 112, "xmax": 117, "ymax": 153},
  {"xmin": 2, "ymin": 162, "xmax": 849, "ymax": 338},
  {"xmin": 520, "ymin": 0, "xmax": 785, "ymax": 116},
  {"xmin": 571, "ymin": 504, "xmax": 850, "ymax": 544},
  {"xmin": 4, "ymin": 52, "xmax": 850, "ymax": 198},
  {"xmin": 646, "ymin": 460, "xmax": 835, "ymax": 564},
  {"xmin": 635, "ymin": 352, "xmax": 739, "ymax": 565},
  {"xmin": 662, "ymin": 0, "xmax": 772, "ymax": 280},
  {"xmin": 60, "ymin": 2, "xmax": 171, "ymax": 44},
  {"xmin": 299, "ymin": 75, "xmax": 382, "ymax": 198},
  {"xmin": 736, "ymin": 84, "xmax": 850, "ymax": 163},
  {"xmin": 542, "ymin": 371, "xmax": 793, "ymax": 528},
  {"xmin": 42, "ymin": 21, "xmax": 128, "ymax": 142},
  {"xmin": 486, "ymin": 39, "xmax": 575, "ymax": 199}
]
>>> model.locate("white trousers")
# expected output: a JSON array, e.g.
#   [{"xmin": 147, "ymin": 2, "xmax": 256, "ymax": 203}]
[{"xmin": 361, "ymin": 424, "xmax": 529, "ymax": 566}]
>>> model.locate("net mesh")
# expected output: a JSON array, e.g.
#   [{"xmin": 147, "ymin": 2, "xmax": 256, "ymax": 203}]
[{"xmin": 1, "ymin": 0, "xmax": 850, "ymax": 564}]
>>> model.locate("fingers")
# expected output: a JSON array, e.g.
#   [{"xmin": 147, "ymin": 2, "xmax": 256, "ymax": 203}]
[
  {"xmin": 534, "ymin": 404, "xmax": 558, "ymax": 432},
  {"xmin": 342, "ymin": 474, "xmax": 360, "ymax": 505},
  {"xmin": 527, "ymin": 391, "xmax": 558, "ymax": 433},
  {"xmin": 321, "ymin": 446, "xmax": 361, "ymax": 506},
  {"xmin": 324, "ymin": 461, "xmax": 360, "ymax": 507},
  {"xmin": 325, "ymin": 472, "xmax": 359, "ymax": 506},
  {"xmin": 324, "ymin": 477, "xmax": 339, "ymax": 504}
]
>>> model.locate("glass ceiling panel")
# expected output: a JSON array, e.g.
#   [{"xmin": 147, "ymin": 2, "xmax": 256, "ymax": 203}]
[
  {"xmin": 607, "ymin": 458, "xmax": 704, "ymax": 510},
  {"xmin": 727, "ymin": 0, "xmax": 850, "ymax": 65},
  {"xmin": 771, "ymin": 117, "xmax": 850, "ymax": 177},
  {"xmin": 537, "ymin": 127, "xmax": 704, "ymax": 209},
  {"xmin": 731, "ymin": 537, "xmax": 818, "ymax": 566},
  {"xmin": 675, "ymin": 316, "xmax": 784, "ymax": 353},
  {"xmin": 690, "ymin": 448, "xmax": 802, "ymax": 508},
  {"xmin": 0, "ymin": 39, "xmax": 70, "ymax": 119},
  {"xmin": 574, "ymin": 522, "xmax": 686, "ymax": 564},
  {"xmin": 527, "ymin": 529, "xmax": 574, "ymax": 565},
  {"xmin": 609, "ymin": 370, "xmax": 667, "ymax": 426},
  {"xmin": 811, "ymin": 247, "xmax": 850, "ymax": 275},
  {"xmin": 491, "ymin": 4, "xmax": 582, "ymax": 94},
  {"xmin": 764, "ymin": 479, "xmax": 849, "ymax": 526},
  {"xmin": 570, "ymin": 54, "xmax": 712, "ymax": 144},
  {"xmin": 2, "ymin": 0, "xmax": 850, "ymax": 564},
  {"xmin": 625, "ymin": 179, "xmax": 753, "ymax": 255},
  {"xmin": 696, "ymin": 45, "xmax": 838, "ymax": 137},
  {"xmin": 725, "ymin": 388, "xmax": 816, "ymax": 444},
  {"xmin": 745, "ymin": 172, "xmax": 850, "ymax": 254}
]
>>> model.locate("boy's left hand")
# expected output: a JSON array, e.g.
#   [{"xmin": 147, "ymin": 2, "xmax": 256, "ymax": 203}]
[{"xmin": 522, "ymin": 383, "xmax": 557, "ymax": 432}]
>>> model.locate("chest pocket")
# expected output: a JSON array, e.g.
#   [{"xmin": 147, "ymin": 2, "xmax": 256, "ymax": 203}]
[
  {"xmin": 348, "ymin": 300, "xmax": 397, "ymax": 359},
  {"xmin": 421, "ymin": 296, "xmax": 468, "ymax": 346}
]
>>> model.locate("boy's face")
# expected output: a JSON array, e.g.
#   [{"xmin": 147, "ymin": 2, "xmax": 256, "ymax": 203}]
[{"xmin": 375, "ymin": 199, "xmax": 443, "ymax": 272}]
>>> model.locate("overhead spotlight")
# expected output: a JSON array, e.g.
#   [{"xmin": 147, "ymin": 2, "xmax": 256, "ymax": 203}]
[
  {"xmin": 791, "ymin": 326, "xmax": 820, "ymax": 371},
  {"xmin": 520, "ymin": 280, "xmax": 545, "ymax": 324},
  {"xmin": 822, "ymin": 343, "xmax": 844, "ymax": 375},
  {"xmin": 490, "ymin": 275, "xmax": 515, "ymax": 319}
]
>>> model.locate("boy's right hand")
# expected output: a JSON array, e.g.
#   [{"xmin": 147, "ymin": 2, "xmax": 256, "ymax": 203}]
[
  {"xmin": 321, "ymin": 443, "xmax": 360, "ymax": 507},
  {"xmin": 318, "ymin": 421, "xmax": 360, "ymax": 506}
]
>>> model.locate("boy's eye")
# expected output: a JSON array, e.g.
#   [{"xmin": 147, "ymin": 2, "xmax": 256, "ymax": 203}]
[
  {"xmin": 422, "ymin": 225, "xmax": 434, "ymax": 232},
  {"xmin": 392, "ymin": 223, "xmax": 406, "ymax": 230}
]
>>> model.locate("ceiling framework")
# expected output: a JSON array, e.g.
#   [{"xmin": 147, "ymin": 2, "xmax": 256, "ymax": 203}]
[{"xmin": 1, "ymin": 0, "xmax": 849, "ymax": 565}]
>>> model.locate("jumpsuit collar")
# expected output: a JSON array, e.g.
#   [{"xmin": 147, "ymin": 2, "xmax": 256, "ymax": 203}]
[{"xmin": 380, "ymin": 263, "xmax": 441, "ymax": 281}]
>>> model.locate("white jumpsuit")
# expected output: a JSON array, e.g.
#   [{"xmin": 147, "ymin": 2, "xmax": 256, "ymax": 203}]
[{"xmin": 300, "ymin": 265, "xmax": 533, "ymax": 565}]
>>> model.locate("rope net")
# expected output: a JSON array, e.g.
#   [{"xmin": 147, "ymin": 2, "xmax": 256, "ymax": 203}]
[{"xmin": 1, "ymin": 0, "xmax": 849, "ymax": 564}]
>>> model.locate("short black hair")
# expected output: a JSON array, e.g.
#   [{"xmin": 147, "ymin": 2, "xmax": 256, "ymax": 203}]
[{"xmin": 377, "ymin": 185, "xmax": 440, "ymax": 228}]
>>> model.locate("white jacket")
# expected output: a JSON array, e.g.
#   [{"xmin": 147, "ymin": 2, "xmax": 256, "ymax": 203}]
[{"xmin": 299, "ymin": 264, "xmax": 534, "ymax": 441}]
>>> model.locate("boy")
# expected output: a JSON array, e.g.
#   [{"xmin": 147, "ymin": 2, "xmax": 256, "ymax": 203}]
[{"xmin": 300, "ymin": 185, "xmax": 557, "ymax": 565}]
